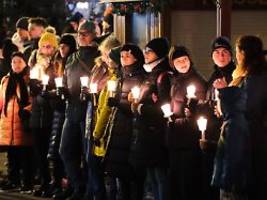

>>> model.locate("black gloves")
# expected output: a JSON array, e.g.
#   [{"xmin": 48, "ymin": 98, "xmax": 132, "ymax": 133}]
[
  {"xmin": 107, "ymin": 97, "xmax": 119, "ymax": 107},
  {"xmin": 187, "ymin": 98, "xmax": 199, "ymax": 116}
]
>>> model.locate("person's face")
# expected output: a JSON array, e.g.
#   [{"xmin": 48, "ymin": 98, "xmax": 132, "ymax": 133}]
[
  {"xmin": 120, "ymin": 51, "xmax": 136, "ymax": 67},
  {"xmin": 235, "ymin": 46, "xmax": 245, "ymax": 66},
  {"xmin": 77, "ymin": 29, "xmax": 95, "ymax": 46},
  {"xmin": 173, "ymin": 56, "xmax": 191, "ymax": 74},
  {"xmin": 143, "ymin": 48, "xmax": 158, "ymax": 64},
  {"xmin": 11, "ymin": 56, "xmax": 26, "ymax": 73},
  {"xmin": 59, "ymin": 43, "xmax": 70, "ymax": 58},
  {"xmin": 28, "ymin": 23, "xmax": 44, "ymax": 39},
  {"xmin": 212, "ymin": 47, "xmax": 232, "ymax": 68},
  {"xmin": 16, "ymin": 28, "xmax": 29, "ymax": 41},
  {"xmin": 70, "ymin": 21, "xmax": 79, "ymax": 31},
  {"xmin": 39, "ymin": 42, "xmax": 56, "ymax": 56}
]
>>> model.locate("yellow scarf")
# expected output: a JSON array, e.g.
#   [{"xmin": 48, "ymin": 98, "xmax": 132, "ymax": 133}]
[{"xmin": 230, "ymin": 65, "xmax": 248, "ymax": 86}]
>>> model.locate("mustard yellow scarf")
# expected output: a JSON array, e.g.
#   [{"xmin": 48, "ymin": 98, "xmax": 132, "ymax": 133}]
[{"xmin": 230, "ymin": 65, "xmax": 248, "ymax": 86}]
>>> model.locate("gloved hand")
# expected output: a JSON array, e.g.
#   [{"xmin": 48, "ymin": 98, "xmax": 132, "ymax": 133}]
[
  {"xmin": 199, "ymin": 139, "xmax": 217, "ymax": 153},
  {"xmin": 40, "ymin": 90, "xmax": 49, "ymax": 98},
  {"xmin": 81, "ymin": 87, "xmax": 90, "ymax": 96},
  {"xmin": 94, "ymin": 138, "xmax": 101, "ymax": 147},
  {"xmin": 29, "ymin": 79, "xmax": 42, "ymax": 96},
  {"xmin": 107, "ymin": 97, "xmax": 119, "ymax": 107},
  {"xmin": 18, "ymin": 109, "xmax": 31, "ymax": 120},
  {"xmin": 186, "ymin": 98, "xmax": 199, "ymax": 117}
]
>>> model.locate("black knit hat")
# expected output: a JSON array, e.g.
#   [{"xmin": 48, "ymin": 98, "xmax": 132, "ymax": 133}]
[
  {"xmin": 11, "ymin": 51, "xmax": 27, "ymax": 64},
  {"xmin": 145, "ymin": 37, "xmax": 170, "ymax": 59},
  {"xmin": 109, "ymin": 46, "xmax": 121, "ymax": 65},
  {"xmin": 16, "ymin": 17, "xmax": 29, "ymax": 30},
  {"xmin": 169, "ymin": 45, "xmax": 190, "ymax": 61},
  {"xmin": 121, "ymin": 43, "xmax": 144, "ymax": 64},
  {"xmin": 60, "ymin": 34, "xmax": 77, "ymax": 53},
  {"xmin": 68, "ymin": 12, "xmax": 83, "ymax": 23},
  {"xmin": 211, "ymin": 36, "xmax": 232, "ymax": 53}
]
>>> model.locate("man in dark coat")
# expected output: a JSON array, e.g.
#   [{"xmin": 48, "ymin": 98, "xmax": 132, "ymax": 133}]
[{"xmin": 59, "ymin": 20, "xmax": 99, "ymax": 200}]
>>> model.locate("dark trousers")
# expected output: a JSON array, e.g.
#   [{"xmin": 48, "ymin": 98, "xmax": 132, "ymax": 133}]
[
  {"xmin": 32, "ymin": 128, "xmax": 51, "ymax": 187},
  {"xmin": 168, "ymin": 149, "xmax": 202, "ymax": 200},
  {"xmin": 7, "ymin": 146, "xmax": 33, "ymax": 187},
  {"xmin": 59, "ymin": 117, "xmax": 86, "ymax": 194}
]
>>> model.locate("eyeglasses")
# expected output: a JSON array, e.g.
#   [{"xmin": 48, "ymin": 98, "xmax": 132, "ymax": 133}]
[{"xmin": 78, "ymin": 31, "xmax": 91, "ymax": 37}]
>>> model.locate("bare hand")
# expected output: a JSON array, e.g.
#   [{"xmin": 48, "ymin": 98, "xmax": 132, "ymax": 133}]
[{"xmin": 213, "ymin": 77, "xmax": 227, "ymax": 89}]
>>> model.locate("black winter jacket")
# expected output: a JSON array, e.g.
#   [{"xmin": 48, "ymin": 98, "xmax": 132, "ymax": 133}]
[
  {"xmin": 168, "ymin": 67, "xmax": 207, "ymax": 150},
  {"xmin": 129, "ymin": 58, "xmax": 172, "ymax": 167}
]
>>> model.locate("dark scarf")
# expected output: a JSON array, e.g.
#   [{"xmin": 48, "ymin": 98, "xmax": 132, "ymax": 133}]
[{"xmin": 4, "ymin": 67, "xmax": 29, "ymax": 116}]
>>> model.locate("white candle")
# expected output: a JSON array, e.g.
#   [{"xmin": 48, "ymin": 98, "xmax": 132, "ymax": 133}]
[
  {"xmin": 42, "ymin": 74, "xmax": 49, "ymax": 85},
  {"xmin": 197, "ymin": 116, "xmax": 208, "ymax": 140},
  {"xmin": 107, "ymin": 80, "xmax": 117, "ymax": 92},
  {"xmin": 55, "ymin": 77, "xmax": 63, "ymax": 88},
  {"xmin": 90, "ymin": 83, "xmax": 98, "ymax": 94},
  {"xmin": 186, "ymin": 84, "xmax": 196, "ymax": 99},
  {"xmin": 131, "ymin": 86, "xmax": 140, "ymax": 102},
  {"xmin": 80, "ymin": 76, "xmax": 89, "ymax": 88},
  {"xmin": 30, "ymin": 67, "xmax": 39, "ymax": 79},
  {"xmin": 161, "ymin": 103, "xmax": 173, "ymax": 118}
]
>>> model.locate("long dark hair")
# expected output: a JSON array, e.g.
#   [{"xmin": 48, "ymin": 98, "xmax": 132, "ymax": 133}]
[{"xmin": 236, "ymin": 35, "xmax": 267, "ymax": 74}]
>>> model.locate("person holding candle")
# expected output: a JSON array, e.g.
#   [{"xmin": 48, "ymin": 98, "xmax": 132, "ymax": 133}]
[
  {"xmin": 45, "ymin": 34, "xmax": 77, "ymax": 199},
  {"xmin": 83, "ymin": 35, "xmax": 121, "ymax": 200},
  {"xmin": 59, "ymin": 20, "xmax": 99, "ymax": 200},
  {"xmin": 28, "ymin": 30, "xmax": 59, "ymax": 197},
  {"xmin": 128, "ymin": 37, "xmax": 172, "ymax": 200},
  {"xmin": 0, "ymin": 52, "xmax": 33, "ymax": 192},
  {"xmin": 104, "ymin": 44, "xmax": 146, "ymax": 200},
  {"xmin": 167, "ymin": 45, "xmax": 206, "ymax": 200}
]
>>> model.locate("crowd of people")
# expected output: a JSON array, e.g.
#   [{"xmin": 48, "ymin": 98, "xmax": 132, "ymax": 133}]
[{"xmin": 0, "ymin": 9, "xmax": 267, "ymax": 200}]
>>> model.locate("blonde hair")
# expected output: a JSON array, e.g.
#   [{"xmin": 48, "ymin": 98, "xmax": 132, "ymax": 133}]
[{"xmin": 98, "ymin": 34, "xmax": 120, "ymax": 54}]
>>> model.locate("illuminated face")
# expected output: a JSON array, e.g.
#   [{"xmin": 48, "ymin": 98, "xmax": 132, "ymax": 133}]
[
  {"xmin": 28, "ymin": 23, "xmax": 44, "ymax": 39},
  {"xmin": 173, "ymin": 56, "xmax": 191, "ymax": 74},
  {"xmin": 12, "ymin": 56, "xmax": 26, "ymax": 74},
  {"xmin": 16, "ymin": 28, "xmax": 29, "ymax": 41},
  {"xmin": 120, "ymin": 51, "xmax": 137, "ymax": 67},
  {"xmin": 59, "ymin": 43, "xmax": 71, "ymax": 58},
  {"xmin": 235, "ymin": 46, "xmax": 245, "ymax": 66},
  {"xmin": 143, "ymin": 47, "xmax": 158, "ymax": 64},
  {"xmin": 39, "ymin": 41, "xmax": 56, "ymax": 56},
  {"xmin": 212, "ymin": 47, "xmax": 232, "ymax": 68},
  {"xmin": 77, "ymin": 29, "xmax": 95, "ymax": 46}
]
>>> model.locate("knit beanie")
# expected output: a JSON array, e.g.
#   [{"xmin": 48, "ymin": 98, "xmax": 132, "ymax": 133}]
[
  {"xmin": 109, "ymin": 46, "xmax": 121, "ymax": 65},
  {"xmin": 78, "ymin": 20, "xmax": 95, "ymax": 34},
  {"xmin": 145, "ymin": 37, "xmax": 170, "ymax": 59},
  {"xmin": 16, "ymin": 17, "xmax": 29, "ymax": 30},
  {"xmin": 38, "ymin": 32, "xmax": 58, "ymax": 49},
  {"xmin": 121, "ymin": 43, "xmax": 144, "ymax": 64},
  {"xmin": 60, "ymin": 34, "xmax": 77, "ymax": 53},
  {"xmin": 68, "ymin": 12, "xmax": 83, "ymax": 23},
  {"xmin": 211, "ymin": 36, "xmax": 232, "ymax": 54},
  {"xmin": 11, "ymin": 51, "xmax": 27, "ymax": 65},
  {"xmin": 169, "ymin": 45, "xmax": 190, "ymax": 61}
]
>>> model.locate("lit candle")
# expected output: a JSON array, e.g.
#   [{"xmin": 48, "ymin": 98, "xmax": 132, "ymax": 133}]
[
  {"xmin": 107, "ymin": 80, "xmax": 117, "ymax": 97},
  {"xmin": 80, "ymin": 76, "xmax": 89, "ymax": 88},
  {"xmin": 131, "ymin": 86, "xmax": 140, "ymax": 103},
  {"xmin": 186, "ymin": 84, "xmax": 196, "ymax": 99},
  {"xmin": 90, "ymin": 83, "xmax": 98, "ymax": 94},
  {"xmin": 42, "ymin": 75, "xmax": 49, "ymax": 85},
  {"xmin": 55, "ymin": 77, "xmax": 63, "ymax": 88},
  {"xmin": 30, "ymin": 67, "xmax": 39, "ymax": 80},
  {"xmin": 161, "ymin": 103, "xmax": 173, "ymax": 118},
  {"xmin": 197, "ymin": 116, "xmax": 208, "ymax": 140}
]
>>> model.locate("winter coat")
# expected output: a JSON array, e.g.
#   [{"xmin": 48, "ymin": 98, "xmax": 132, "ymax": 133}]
[
  {"xmin": 204, "ymin": 62, "xmax": 236, "ymax": 144},
  {"xmin": 0, "ymin": 73, "xmax": 32, "ymax": 146},
  {"xmin": 129, "ymin": 58, "xmax": 172, "ymax": 168},
  {"xmin": 211, "ymin": 86, "xmax": 250, "ymax": 192},
  {"xmin": 168, "ymin": 67, "xmax": 207, "ymax": 150},
  {"xmin": 105, "ymin": 64, "xmax": 145, "ymax": 178}
]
